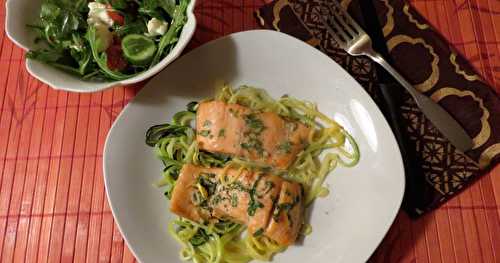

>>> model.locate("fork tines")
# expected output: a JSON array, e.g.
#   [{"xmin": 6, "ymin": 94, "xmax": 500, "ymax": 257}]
[{"xmin": 319, "ymin": 1, "xmax": 364, "ymax": 47}]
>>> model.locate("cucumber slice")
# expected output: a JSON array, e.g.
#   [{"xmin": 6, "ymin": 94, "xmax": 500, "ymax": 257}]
[{"xmin": 121, "ymin": 34, "xmax": 157, "ymax": 66}]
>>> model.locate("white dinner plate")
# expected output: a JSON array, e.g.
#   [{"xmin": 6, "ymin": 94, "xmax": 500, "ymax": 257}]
[{"xmin": 104, "ymin": 30, "xmax": 405, "ymax": 263}]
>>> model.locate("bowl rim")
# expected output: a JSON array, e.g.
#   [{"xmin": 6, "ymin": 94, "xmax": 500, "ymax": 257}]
[{"xmin": 5, "ymin": 0, "xmax": 197, "ymax": 93}]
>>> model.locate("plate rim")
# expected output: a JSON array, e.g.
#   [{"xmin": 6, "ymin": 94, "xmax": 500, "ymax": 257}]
[{"xmin": 103, "ymin": 29, "xmax": 405, "ymax": 263}]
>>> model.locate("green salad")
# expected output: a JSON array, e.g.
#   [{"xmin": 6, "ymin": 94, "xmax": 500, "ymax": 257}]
[{"xmin": 27, "ymin": 0, "xmax": 190, "ymax": 81}]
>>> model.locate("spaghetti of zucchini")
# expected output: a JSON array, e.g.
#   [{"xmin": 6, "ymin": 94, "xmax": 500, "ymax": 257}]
[{"xmin": 146, "ymin": 85, "xmax": 359, "ymax": 263}]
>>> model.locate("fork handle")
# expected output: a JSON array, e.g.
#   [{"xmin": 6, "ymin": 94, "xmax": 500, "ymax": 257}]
[{"xmin": 367, "ymin": 52, "xmax": 473, "ymax": 152}]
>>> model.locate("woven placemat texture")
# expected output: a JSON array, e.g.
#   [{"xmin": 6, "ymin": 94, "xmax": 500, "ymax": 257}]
[{"xmin": 0, "ymin": 0, "xmax": 498, "ymax": 262}]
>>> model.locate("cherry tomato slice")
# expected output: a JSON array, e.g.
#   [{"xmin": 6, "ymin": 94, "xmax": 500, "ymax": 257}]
[
  {"xmin": 106, "ymin": 4, "xmax": 125, "ymax": 26},
  {"xmin": 108, "ymin": 11, "xmax": 125, "ymax": 26},
  {"xmin": 106, "ymin": 44, "xmax": 128, "ymax": 71}
]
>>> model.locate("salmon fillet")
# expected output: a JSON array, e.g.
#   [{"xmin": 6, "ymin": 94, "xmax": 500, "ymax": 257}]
[
  {"xmin": 196, "ymin": 101, "xmax": 311, "ymax": 170},
  {"xmin": 170, "ymin": 164, "xmax": 304, "ymax": 246}
]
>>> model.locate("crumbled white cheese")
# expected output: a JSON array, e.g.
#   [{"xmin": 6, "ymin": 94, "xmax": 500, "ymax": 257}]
[
  {"xmin": 87, "ymin": 2, "xmax": 114, "ymax": 28},
  {"xmin": 69, "ymin": 43, "xmax": 83, "ymax": 52},
  {"xmin": 147, "ymin": 18, "xmax": 169, "ymax": 37},
  {"xmin": 94, "ymin": 23, "xmax": 113, "ymax": 52}
]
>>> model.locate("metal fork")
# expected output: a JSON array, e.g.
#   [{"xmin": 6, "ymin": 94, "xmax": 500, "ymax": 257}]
[{"xmin": 319, "ymin": 2, "xmax": 473, "ymax": 152}]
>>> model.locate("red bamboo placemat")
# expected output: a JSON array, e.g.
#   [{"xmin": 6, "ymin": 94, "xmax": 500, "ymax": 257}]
[{"xmin": 0, "ymin": 0, "xmax": 498, "ymax": 262}]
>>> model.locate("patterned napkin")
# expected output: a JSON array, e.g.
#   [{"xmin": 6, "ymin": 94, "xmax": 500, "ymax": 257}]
[{"xmin": 255, "ymin": 0, "xmax": 500, "ymax": 217}]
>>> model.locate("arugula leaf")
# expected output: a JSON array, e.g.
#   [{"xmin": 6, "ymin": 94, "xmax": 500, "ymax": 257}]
[
  {"xmin": 113, "ymin": 20, "xmax": 147, "ymax": 37},
  {"xmin": 150, "ymin": 0, "xmax": 188, "ymax": 67},
  {"xmin": 39, "ymin": 1, "xmax": 85, "ymax": 46},
  {"xmin": 159, "ymin": 0, "xmax": 177, "ymax": 17},
  {"xmin": 28, "ymin": 43, "xmax": 95, "ymax": 77},
  {"xmin": 74, "ymin": 0, "xmax": 88, "ymax": 12},
  {"xmin": 40, "ymin": 2, "xmax": 61, "ymax": 22},
  {"xmin": 139, "ymin": 0, "xmax": 177, "ymax": 19},
  {"xmin": 70, "ymin": 47, "xmax": 92, "ymax": 75},
  {"xmin": 110, "ymin": 0, "xmax": 128, "ymax": 10},
  {"xmin": 51, "ymin": 63, "xmax": 87, "ymax": 76},
  {"xmin": 82, "ymin": 70, "xmax": 104, "ymax": 80},
  {"xmin": 138, "ymin": 0, "xmax": 163, "ymax": 19},
  {"xmin": 60, "ymin": 12, "xmax": 83, "ymax": 37},
  {"xmin": 27, "ymin": 49, "xmax": 63, "ymax": 63},
  {"xmin": 27, "ymin": 49, "xmax": 87, "ymax": 77}
]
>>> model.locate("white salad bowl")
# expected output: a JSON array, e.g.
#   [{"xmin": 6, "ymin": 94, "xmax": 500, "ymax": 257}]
[{"xmin": 5, "ymin": 0, "xmax": 197, "ymax": 93}]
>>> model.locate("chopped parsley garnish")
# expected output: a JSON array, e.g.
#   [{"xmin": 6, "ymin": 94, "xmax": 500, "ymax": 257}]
[
  {"xmin": 244, "ymin": 113, "xmax": 265, "ymax": 133},
  {"xmin": 277, "ymin": 140, "xmax": 293, "ymax": 154},
  {"xmin": 247, "ymin": 175, "xmax": 264, "ymax": 216},
  {"xmin": 230, "ymin": 193, "xmax": 238, "ymax": 207},
  {"xmin": 199, "ymin": 130, "xmax": 211, "ymax": 137},
  {"xmin": 241, "ymin": 142, "xmax": 250, "ymax": 149},
  {"xmin": 211, "ymin": 194, "xmax": 223, "ymax": 205},
  {"xmin": 240, "ymin": 137, "xmax": 264, "ymax": 155},
  {"xmin": 218, "ymin": 129, "xmax": 226, "ymax": 138},
  {"xmin": 224, "ymin": 175, "xmax": 265, "ymax": 217},
  {"xmin": 203, "ymin": 120, "xmax": 212, "ymax": 128},
  {"xmin": 257, "ymin": 180, "xmax": 275, "ymax": 199},
  {"xmin": 253, "ymin": 228, "xmax": 264, "ymax": 237},
  {"xmin": 247, "ymin": 199, "xmax": 264, "ymax": 216},
  {"xmin": 237, "ymin": 113, "xmax": 267, "ymax": 156}
]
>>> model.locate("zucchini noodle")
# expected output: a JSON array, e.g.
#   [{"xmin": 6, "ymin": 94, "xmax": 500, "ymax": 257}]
[
  {"xmin": 169, "ymin": 218, "xmax": 251, "ymax": 263},
  {"xmin": 146, "ymin": 85, "xmax": 360, "ymax": 262}
]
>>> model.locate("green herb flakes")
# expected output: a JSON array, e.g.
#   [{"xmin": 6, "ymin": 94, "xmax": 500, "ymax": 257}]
[
  {"xmin": 218, "ymin": 128, "xmax": 226, "ymax": 138},
  {"xmin": 277, "ymin": 140, "xmax": 293, "ymax": 154},
  {"xmin": 244, "ymin": 113, "xmax": 265, "ymax": 134},
  {"xmin": 247, "ymin": 199, "xmax": 264, "ymax": 216},
  {"xmin": 230, "ymin": 193, "xmax": 238, "ymax": 207},
  {"xmin": 199, "ymin": 130, "xmax": 211, "ymax": 137},
  {"xmin": 203, "ymin": 120, "xmax": 212, "ymax": 128},
  {"xmin": 253, "ymin": 228, "xmax": 264, "ymax": 237}
]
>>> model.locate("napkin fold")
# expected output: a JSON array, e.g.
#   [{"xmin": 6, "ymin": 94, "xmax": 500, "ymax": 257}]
[{"xmin": 256, "ymin": 0, "xmax": 500, "ymax": 217}]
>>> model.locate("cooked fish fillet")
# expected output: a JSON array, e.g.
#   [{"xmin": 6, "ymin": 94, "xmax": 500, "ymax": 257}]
[
  {"xmin": 170, "ymin": 164, "xmax": 304, "ymax": 246},
  {"xmin": 196, "ymin": 101, "xmax": 311, "ymax": 170}
]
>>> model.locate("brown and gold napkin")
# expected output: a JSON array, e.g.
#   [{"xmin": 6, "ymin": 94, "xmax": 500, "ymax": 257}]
[{"xmin": 256, "ymin": 0, "xmax": 500, "ymax": 217}]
